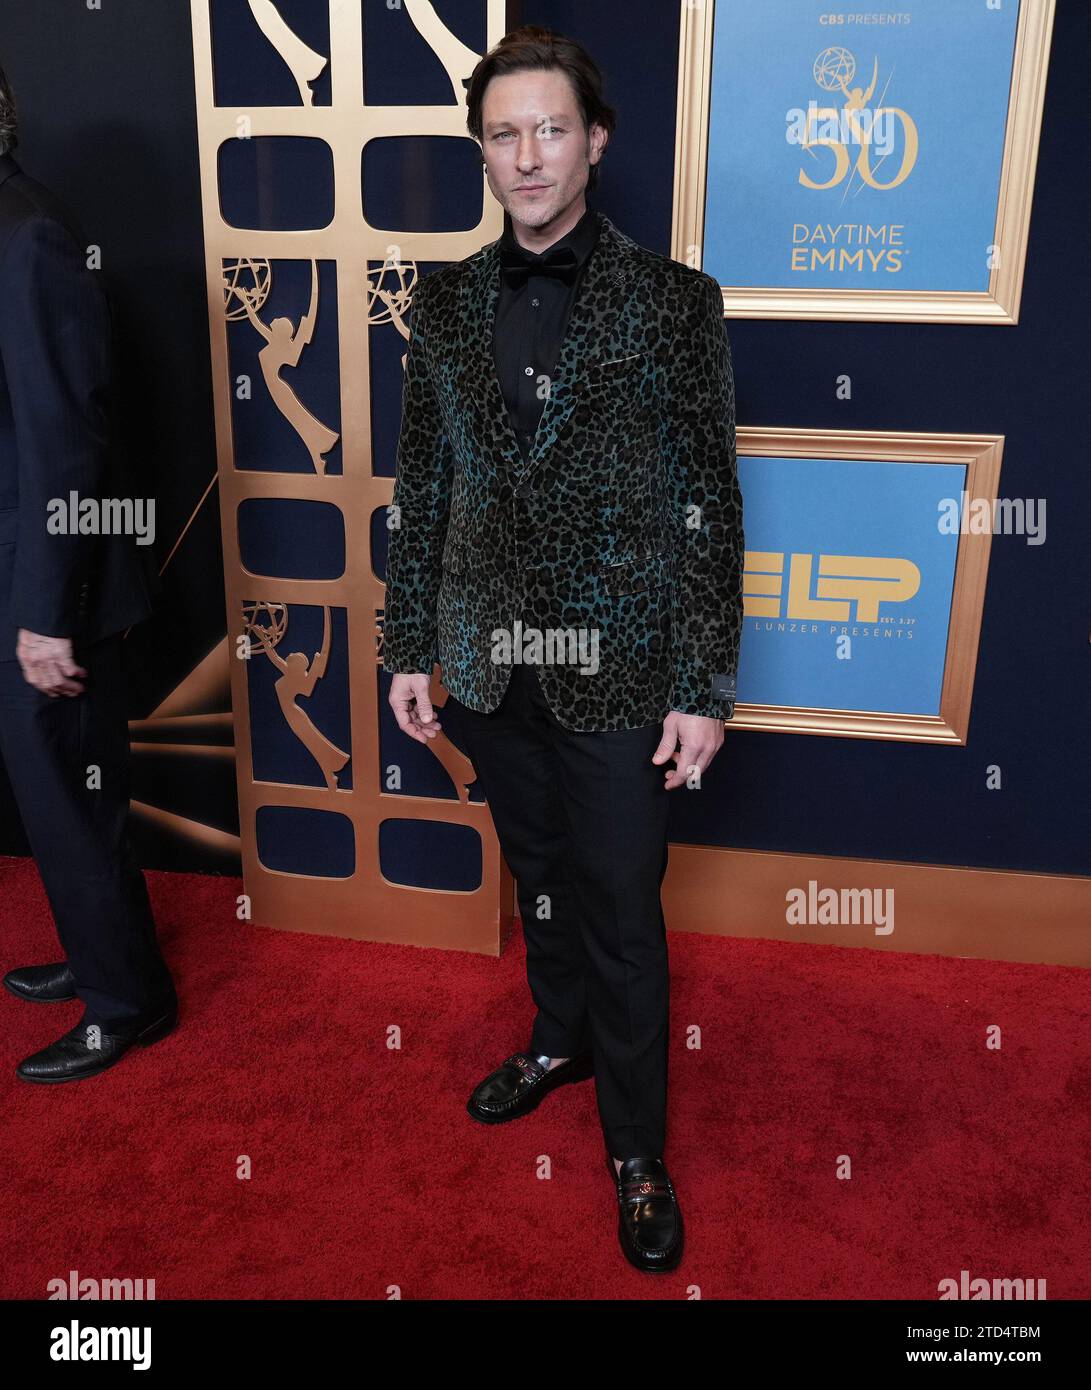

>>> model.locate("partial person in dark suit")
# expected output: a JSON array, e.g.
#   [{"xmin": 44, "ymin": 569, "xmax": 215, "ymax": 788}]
[
  {"xmin": 383, "ymin": 28, "xmax": 744, "ymax": 1271},
  {"xmin": 0, "ymin": 61, "xmax": 176, "ymax": 1082}
]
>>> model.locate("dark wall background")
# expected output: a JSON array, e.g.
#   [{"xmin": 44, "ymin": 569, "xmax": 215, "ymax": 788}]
[{"xmin": 0, "ymin": 0, "xmax": 1087, "ymax": 878}]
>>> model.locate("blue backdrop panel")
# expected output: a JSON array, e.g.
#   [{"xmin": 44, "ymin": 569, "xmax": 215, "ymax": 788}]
[
  {"xmin": 256, "ymin": 805, "xmax": 355, "ymax": 878},
  {"xmin": 379, "ymin": 818, "xmax": 484, "ymax": 893},
  {"xmin": 363, "ymin": 137, "xmax": 487, "ymax": 232},
  {"xmin": 238, "ymin": 499, "xmax": 346, "ymax": 581},
  {"xmin": 218, "ymin": 136, "xmax": 334, "ymax": 230},
  {"xmin": 212, "ymin": 0, "xmax": 333, "ymax": 107},
  {"xmin": 363, "ymin": 0, "xmax": 487, "ymax": 106}
]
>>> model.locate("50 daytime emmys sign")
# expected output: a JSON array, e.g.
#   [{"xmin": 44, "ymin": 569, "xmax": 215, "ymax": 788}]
[{"xmin": 678, "ymin": 0, "xmax": 1056, "ymax": 322}]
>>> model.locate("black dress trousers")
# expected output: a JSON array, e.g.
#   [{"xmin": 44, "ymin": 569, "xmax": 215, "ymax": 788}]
[
  {"xmin": 0, "ymin": 634, "xmax": 176, "ymax": 1032},
  {"xmin": 444, "ymin": 659, "xmax": 672, "ymax": 1158}
]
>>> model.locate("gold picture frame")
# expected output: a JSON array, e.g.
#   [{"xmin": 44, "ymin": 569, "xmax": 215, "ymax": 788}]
[
  {"xmin": 730, "ymin": 426, "xmax": 1004, "ymax": 744},
  {"xmin": 672, "ymin": 0, "xmax": 1056, "ymax": 324}
]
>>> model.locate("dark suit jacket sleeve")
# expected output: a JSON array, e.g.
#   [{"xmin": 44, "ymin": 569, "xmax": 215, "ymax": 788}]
[
  {"xmin": 664, "ymin": 272, "xmax": 745, "ymax": 720},
  {"xmin": 381, "ymin": 275, "xmax": 454, "ymax": 675},
  {"xmin": 0, "ymin": 213, "xmax": 113, "ymax": 638}
]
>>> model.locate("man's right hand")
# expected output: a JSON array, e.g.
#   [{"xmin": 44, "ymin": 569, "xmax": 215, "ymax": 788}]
[
  {"xmin": 388, "ymin": 672, "xmax": 443, "ymax": 743},
  {"xmin": 16, "ymin": 630, "xmax": 87, "ymax": 697}
]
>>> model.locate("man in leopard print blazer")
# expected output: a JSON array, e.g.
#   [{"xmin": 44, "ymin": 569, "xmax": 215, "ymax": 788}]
[{"xmin": 383, "ymin": 26, "xmax": 744, "ymax": 1274}]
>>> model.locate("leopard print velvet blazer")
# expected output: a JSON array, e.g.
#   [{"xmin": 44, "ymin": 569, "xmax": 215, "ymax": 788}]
[{"xmin": 382, "ymin": 210, "xmax": 744, "ymax": 733}]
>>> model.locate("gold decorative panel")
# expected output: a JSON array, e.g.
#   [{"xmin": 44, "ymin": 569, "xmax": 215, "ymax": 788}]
[{"xmin": 189, "ymin": 0, "xmax": 513, "ymax": 952}]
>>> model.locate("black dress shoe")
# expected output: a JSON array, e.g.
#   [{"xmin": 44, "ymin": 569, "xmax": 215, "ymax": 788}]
[
  {"xmin": 608, "ymin": 1152, "xmax": 684, "ymax": 1272},
  {"xmin": 15, "ymin": 1005, "xmax": 178, "ymax": 1084},
  {"xmin": 3, "ymin": 962, "xmax": 77, "ymax": 1003},
  {"xmin": 467, "ymin": 1049, "xmax": 594, "ymax": 1124}
]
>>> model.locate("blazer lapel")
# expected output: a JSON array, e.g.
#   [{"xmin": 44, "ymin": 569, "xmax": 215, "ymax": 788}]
[{"xmin": 456, "ymin": 211, "xmax": 639, "ymax": 487}]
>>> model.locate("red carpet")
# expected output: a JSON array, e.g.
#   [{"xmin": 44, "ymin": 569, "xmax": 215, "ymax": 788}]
[{"xmin": 0, "ymin": 854, "xmax": 1087, "ymax": 1300}]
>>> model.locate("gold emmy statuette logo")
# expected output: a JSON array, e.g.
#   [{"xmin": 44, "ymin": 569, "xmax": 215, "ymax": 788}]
[
  {"xmin": 244, "ymin": 601, "xmax": 350, "ymax": 790},
  {"xmin": 799, "ymin": 46, "xmax": 919, "ymax": 193},
  {"xmin": 224, "ymin": 258, "xmax": 340, "ymax": 475},
  {"xmin": 246, "ymin": 0, "xmax": 328, "ymax": 106},
  {"xmin": 366, "ymin": 252, "xmax": 419, "ymax": 370}
]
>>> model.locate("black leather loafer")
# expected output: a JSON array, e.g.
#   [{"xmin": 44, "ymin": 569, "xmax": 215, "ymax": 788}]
[
  {"xmin": 608, "ymin": 1152, "xmax": 684, "ymax": 1272},
  {"xmin": 3, "ymin": 962, "xmax": 77, "ymax": 1003},
  {"xmin": 15, "ymin": 1005, "xmax": 178, "ymax": 1084},
  {"xmin": 467, "ymin": 1049, "xmax": 594, "ymax": 1124}
]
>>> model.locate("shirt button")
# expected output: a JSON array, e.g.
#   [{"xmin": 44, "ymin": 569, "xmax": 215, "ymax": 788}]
[
  {"xmin": 531, "ymin": 298, "xmax": 540, "ymax": 307},
  {"xmin": 523, "ymin": 366, "xmax": 534, "ymax": 376}
]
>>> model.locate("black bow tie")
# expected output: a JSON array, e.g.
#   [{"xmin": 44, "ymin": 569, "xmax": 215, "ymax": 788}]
[{"xmin": 499, "ymin": 241, "xmax": 580, "ymax": 290}]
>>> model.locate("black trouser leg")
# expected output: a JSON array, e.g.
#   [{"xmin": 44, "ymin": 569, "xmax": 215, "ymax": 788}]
[
  {"xmin": 446, "ymin": 663, "xmax": 591, "ymax": 1058},
  {"xmin": 447, "ymin": 659, "xmax": 671, "ymax": 1157},
  {"xmin": 0, "ymin": 634, "xmax": 175, "ymax": 1031},
  {"xmin": 520, "ymin": 664, "xmax": 671, "ymax": 1159}
]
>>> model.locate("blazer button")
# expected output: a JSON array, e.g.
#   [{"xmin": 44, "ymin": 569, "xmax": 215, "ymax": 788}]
[{"xmin": 515, "ymin": 479, "xmax": 533, "ymax": 498}]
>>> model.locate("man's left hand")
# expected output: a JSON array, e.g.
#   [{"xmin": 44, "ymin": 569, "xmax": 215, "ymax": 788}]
[
  {"xmin": 652, "ymin": 711, "xmax": 724, "ymax": 791},
  {"xmin": 16, "ymin": 630, "xmax": 87, "ymax": 697}
]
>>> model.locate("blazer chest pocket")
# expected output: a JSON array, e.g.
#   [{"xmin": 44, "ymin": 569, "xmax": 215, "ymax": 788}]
[
  {"xmin": 576, "ymin": 351, "xmax": 649, "ymax": 405},
  {"xmin": 600, "ymin": 549, "xmax": 672, "ymax": 597},
  {"xmin": 575, "ymin": 350, "xmax": 650, "ymax": 414}
]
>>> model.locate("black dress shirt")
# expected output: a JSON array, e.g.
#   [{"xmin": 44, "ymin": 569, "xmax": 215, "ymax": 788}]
[{"xmin": 492, "ymin": 203, "xmax": 601, "ymax": 462}]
